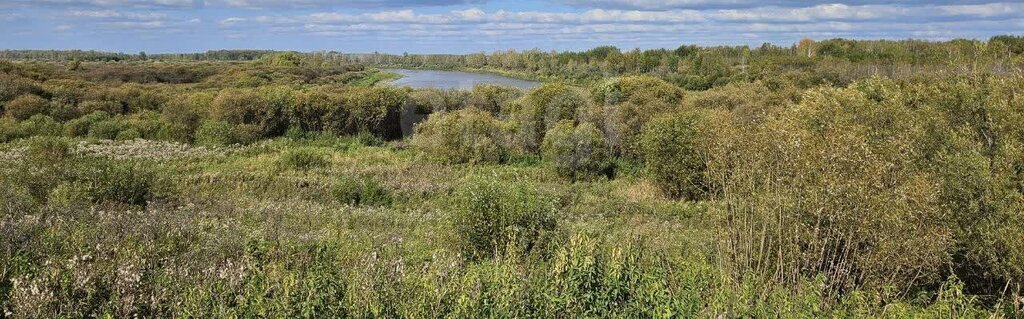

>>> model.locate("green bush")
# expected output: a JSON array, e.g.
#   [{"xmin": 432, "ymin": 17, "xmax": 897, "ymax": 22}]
[
  {"xmin": 18, "ymin": 114, "xmax": 63, "ymax": 137},
  {"xmin": 330, "ymin": 175, "xmax": 392, "ymax": 207},
  {"xmin": 277, "ymin": 149, "xmax": 329, "ymax": 171},
  {"xmin": 450, "ymin": 176, "xmax": 559, "ymax": 260},
  {"xmin": 46, "ymin": 181, "xmax": 91, "ymax": 209},
  {"xmin": 8, "ymin": 137, "xmax": 151, "ymax": 207},
  {"xmin": 409, "ymin": 88, "xmax": 468, "ymax": 113},
  {"xmin": 24, "ymin": 136, "xmax": 73, "ymax": 163},
  {"xmin": 593, "ymin": 75, "xmax": 683, "ymax": 106},
  {"xmin": 4, "ymin": 94, "xmax": 49, "ymax": 120},
  {"xmin": 343, "ymin": 86, "xmax": 406, "ymax": 139},
  {"xmin": 109, "ymin": 83, "xmax": 167, "ymax": 113},
  {"xmin": 115, "ymin": 128, "xmax": 141, "ymax": 140},
  {"xmin": 604, "ymin": 97, "xmax": 674, "ymax": 160},
  {"xmin": 0, "ymin": 118, "xmax": 20, "ymax": 142},
  {"xmin": 87, "ymin": 119, "xmax": 126, "ymax": 140},
  {"xmin": 593, "ymin": 76, "xmax": 685, "ymax": 160},
  {"xmin": 541, "ymin": 121, "xmax": 611, "ymax": 181},
  {"xmin": 413, "ymin": 108, "xmax": 512, "ymax": 164},
  {"xmin": 0, "ymin": 181, "xmax": 38, "ymax": 217},
  {"xmin": 47, "ymin": 97, "xmax": 83, "ymax": 121},
  {"xmin": 710, "ymin": 83, "xmax": 955, "ymax": 297},
  {"xmin": 158, "ymin": 99, "xmax": 202, "ymax": 142},
  {"xmin": 210, "ymin": 88, "xmax": 286, "ymax": 139},
  {"xmin": 287, "ymin": 89, "xmax": 337, "ymax": 133},
  {"xmin": 512, "ymin": 83, "xmax": 590, "ymax": 152},
  {"xmin": 194, "ymin": 120, "xmax": 239, "ymax": 146},
  {"xmin": 65, "ymin": 111, "xmax": 112, "ymax": 137},
  {"xmin": 116, "ymin": 110, "xmax": 161, "ymax": 136},
  {"xmin": 78, "ymin": 99, "xmax": 124, "ymax": 114},
  {"xmin": 353, "ymin": 131, "xmax": 384, "ymax": 147},
  {"xmin": 76, "ymin": 159, "xmax": 153, "ymax": 206},
  {"xmin": 639, "ymin": 111, "xmax": 711, "ymax": 200},
  {"xmin": 234, "ymin": 123, "xmax": 264, "ymax": 145},
  {"xmin": 0, "ymin": 73, "xmax": 44, "ymax": 103},
  {"xmin": 469, "ymin": 84, "xmax": 522, "ymax": 114}
]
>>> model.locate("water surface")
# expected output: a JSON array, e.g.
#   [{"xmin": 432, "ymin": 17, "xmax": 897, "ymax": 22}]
[{"xmin": 386, "ymin": 69, "xmax": 540, "ymax": 90}]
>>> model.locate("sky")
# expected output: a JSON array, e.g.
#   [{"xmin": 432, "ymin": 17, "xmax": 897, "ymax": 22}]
[{"xmin": 0, "ymin": 0, "xmax": 1022, "ymax": 54}]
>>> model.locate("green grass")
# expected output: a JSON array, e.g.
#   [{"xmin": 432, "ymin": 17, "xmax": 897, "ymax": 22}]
[
  {"xmin": 0, "ymin": 136, "xmax": 1010, "ymax": 317},
  {"xmin": 352, "ymin": 69, "xmax": 402, "ymax": 87}
]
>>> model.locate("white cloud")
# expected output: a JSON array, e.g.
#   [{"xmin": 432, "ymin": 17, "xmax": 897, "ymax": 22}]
[
  {"xmin": 222, "ymin": 3, "xmax": 1024, "ymax": 29},
  {"xmin": 61, "ymin": 8, "xmax": 201, "ymax": 32},
  {"xmin": 66, "ymin": 9, "xmax": 167, "ymax": 20},
  {"xmin": 2, "ymin": 0, "xmax": 198, "ymax": 8},
  {"xmin": 3, "ymin": 0, "xmax": 1019, "ymax": 52},
  {"xmin": 210, "ymin": 2, "xmax": 1022, "ymax": 50},
  {"xmin": 560, "ymin": 0, "xmax": 1003, "ymax": 10}
]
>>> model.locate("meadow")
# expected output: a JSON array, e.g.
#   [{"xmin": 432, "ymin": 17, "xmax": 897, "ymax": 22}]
[{"xmin": 1, "ymin": 37, "xmax": 1024, "ymax": 317}]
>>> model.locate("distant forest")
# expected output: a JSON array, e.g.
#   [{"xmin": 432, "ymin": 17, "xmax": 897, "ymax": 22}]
[{"xmin": 4, "ymin": 35, "xmax": 1023, "ymax": 90}]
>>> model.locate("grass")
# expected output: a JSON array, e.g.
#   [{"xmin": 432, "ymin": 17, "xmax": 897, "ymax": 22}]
[
  {"xmin": 352, "ymin": 69, "xmax": 402, "ymax": 87},
  {"xmin": 1, "ymin": 136, "xmax": 1009, "ymax": 317}
]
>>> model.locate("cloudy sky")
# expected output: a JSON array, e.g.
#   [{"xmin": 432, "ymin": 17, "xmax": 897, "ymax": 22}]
[{"xmin": 1, "ymin": 0, "xmax": 1021, "ymax": 53}]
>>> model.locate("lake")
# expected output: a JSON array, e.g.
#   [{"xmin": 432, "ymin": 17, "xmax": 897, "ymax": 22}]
[{"xmin": 385, "ymin": 69, "xmax": 541, "ymax": 90}]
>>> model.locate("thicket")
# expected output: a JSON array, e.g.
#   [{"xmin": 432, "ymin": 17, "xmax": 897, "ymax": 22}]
[
  {"xmin": 331, "ymin": 175, "xmax": 392, "ymax": 207},
  {"xmin": 541, "ymin": 121, "xmax": 611, "ymax": 181},
  {"xmin": 1, "ymin": 137, "xmax": 154, "ymax": 208},
  {"xmin": 450, "ymin": 175, "xmax": 559, "ymax": 260},
  {"xmin": 639, "ymin": 110, "xmax": 712, "ymax": 200},
  {"xmin": 412, "ymin": 108, "xmax": 512, "ymax": 164}
]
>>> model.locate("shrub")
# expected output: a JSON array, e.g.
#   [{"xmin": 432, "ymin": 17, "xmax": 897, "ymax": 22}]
[
  {"xmin": 353, "ymin": 131, "xmax": 384, "ymax": 147},
  {"xmin": 330, "ymin": 175, "xmax": 392, "ymax": 207},
  {"xmin": 0, "ymin": 118, "xmax": 21, "ymax": 142},
  {"xmin": 412, "ymin": 108, "xmax": 511, "ymax": 164},
  {"xmin": 639, "ymin": 111, "xmax": 711, "ymax": 200},
  {"xmin": 159, "ymin": 99, "xmax": 202, "ymax": 142},
  {"xmin": 75, "ymin": 159, "xmax": 153, "ymax": 206},
  {"xmin": 233, "ymin": 123, "xmax": 264, "ymax": 144},
  {"xmin": 343, "ymin": 86, "xmax": 407, "ymax": 139},
  {"xmin": 115, "ymin": 128, "xmax": 141, "ymax": 141},
  {"xmin": 710, "ymin": 84, "xmax": 953, "ymax": 297},
  {"xmin": 109, "ymin": 83, "xmax": 166, "ymax": 113},
  {"xmin": 210, "ymin": 89, "xmax": 286, "ymax": 139},
  {"xmin": 65, "ymin": 111, "xmax": 112, "ymax": 137},
  {"xmin": 287, "ymin": 89, "xmax": 337, "ymax": 133},
  {"xmin": 512, "ymin": 83, "xmax": 590, "ymax": 152},
  {"xmin": 469, "ymin": 84, "xmax": 522, "ymax": 114},
  {"xmin": 4, "ymin": 94, "xmax": 49, "ymax": 120},
  {"xmin": 78, "ymin": 100, "xmax": 124, "ymax": 114},
  {"xmin": 541, "ymin": 121, "xmax": 611, "ymax": 181},
  {"xmin": 24, "ymin": 136, "xmax": 73, "ymax": 163},
  {"xmin": 409, "ymin": 88, "xmax": 468, "ymax": 113},
  {"xmin": 593, "ymin": 75, "xmax": 683, "ymax": 106},
  {"xmin": 194, "ymin": 120, "xmax": 238, "ymax": 146},
  {"xmin": 602, "ymin": 94, "xmax": 675, "ymax": 161},
  {"xmin": 48, "ymin": 97, "xmax": 82, "ymax": 121},
  {"xmin": 87, "ymin": 119, "xmax": 126, "ymax": 140},
  {"xmin": 277, "ymin": 149, "xmax": 329, "ymax": 171},
  {"xmin": 450, "ymin": 176, "xmax": 559, "ymax": 260},
  {"xmin": 47, "ymin": 181, "xmax": 91, "ymax": 208},
  {"xmin": 120, "ymin": 110, "xmax": 163, "ymax": 139},
  {"xmin": 11, "ymin": 137, "xmax": 74, "ymax": 202},
  {"xmin": 0, "ymin": 181, "xmax": 38, "ymax": 218},
  {"xmin": 18, "ymin": 114, "xmax": 63, "ymax": 137},
  {"xmin": 0, "ymin": 73, "xmax": 44, "ymax": 103}
]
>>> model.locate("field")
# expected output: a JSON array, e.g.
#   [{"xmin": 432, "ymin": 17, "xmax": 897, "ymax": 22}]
[{"xmin": 2, "ymin": 38, "xmax": 1024, "ymax": 317}]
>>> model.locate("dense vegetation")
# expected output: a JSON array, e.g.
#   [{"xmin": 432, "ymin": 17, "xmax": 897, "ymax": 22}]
[{"xmin": 1, "ymin": 37, "xmax": 1023, "ymax": 317}]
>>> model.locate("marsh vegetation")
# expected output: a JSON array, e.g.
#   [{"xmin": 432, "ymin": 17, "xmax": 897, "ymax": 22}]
[{"xmin": 2, "ymin": 37, "xmax": 1024, "ymax": 317}]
